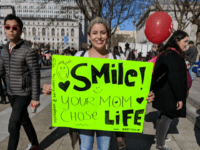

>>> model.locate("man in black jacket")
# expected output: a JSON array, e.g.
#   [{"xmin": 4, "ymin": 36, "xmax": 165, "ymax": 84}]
[
  {"xmin": 186, "ymin": 41, "xmax": 198, "ymax": 80},
  {"xmin": 0, "ymin": 14, "xmax": 40, "ymax": 150}
]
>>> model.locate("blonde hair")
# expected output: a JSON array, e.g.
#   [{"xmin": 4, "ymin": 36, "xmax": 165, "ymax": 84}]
[{"xmin": 88, "ymin": 17, "xmax": 109, "ymax": 36}]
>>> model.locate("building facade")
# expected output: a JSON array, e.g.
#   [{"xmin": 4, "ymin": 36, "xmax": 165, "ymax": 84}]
[
  {"xmin": 136, "ymin": 0, "xmax": 198, "ymax": 45},
  {"xmin": 0, "ymin": 0, "xmax": 88, "ymax": 50}
]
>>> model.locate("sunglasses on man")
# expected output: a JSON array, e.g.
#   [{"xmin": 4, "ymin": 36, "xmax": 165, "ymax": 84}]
[{"xmin": 4, "ymin": 25, "xmax": 20, "ymax": 31}]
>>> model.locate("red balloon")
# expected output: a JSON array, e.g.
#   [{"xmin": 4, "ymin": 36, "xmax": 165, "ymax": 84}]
[{"xmin": 145, "ymin": 11, "xmax": 173, "ymax": 44}]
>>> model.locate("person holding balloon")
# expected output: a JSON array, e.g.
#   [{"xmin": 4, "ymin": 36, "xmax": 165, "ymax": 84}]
[
  {"xmin": 145, "ymin": 12, "xmax": 188, "ymax": 150},
  {"xmin": 151, "ymin": 31, "xmax": 188, "ymax": 150}
]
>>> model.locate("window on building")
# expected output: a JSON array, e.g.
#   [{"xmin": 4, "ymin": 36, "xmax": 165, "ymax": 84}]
[
  {"xmin": 32, "ymin": 27, "xmax": 36, "ymax": 36},
  {"xmin": 61, "ymin": 28, "xmax": 65, "ymax": 36},
  {"xmin": 71, "ymin": 29, "xmax": 74, "ymax": 37},
  {"xmin": 57, "ymin": 39, "xmax": 59, "ymax": 41},
  {"xmin": 42, "ymin": 28, "xmax": 45, "ymax": 36},
  {"xmin": 52, "ymin": 28, "xmax": 55, "ymax": 36}
]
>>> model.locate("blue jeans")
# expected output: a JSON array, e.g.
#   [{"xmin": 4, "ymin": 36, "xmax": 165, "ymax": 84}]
[
  {"xmin": 79, "ymin": 130, "xmax": 112, "ymax": 150},
  {"xmin": 189, "ymin": 63, "xmax": 195, "ymax": 80}
]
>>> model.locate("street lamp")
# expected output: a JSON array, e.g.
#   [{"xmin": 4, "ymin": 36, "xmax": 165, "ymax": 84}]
[{"xmin": 133, "ymin": 18, "xmax": 136, "ymax": 49}]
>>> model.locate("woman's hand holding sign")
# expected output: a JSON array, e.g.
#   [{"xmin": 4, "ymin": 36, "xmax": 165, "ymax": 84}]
[
  {"xmin": 42, "ymin": 84, "xmax": 51, "ymax": 95},
  {"xmin": 146, "ymin": 92, "xmax": 155, "ymax": 103}
]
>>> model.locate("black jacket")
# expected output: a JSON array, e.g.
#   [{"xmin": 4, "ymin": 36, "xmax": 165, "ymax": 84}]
[
  {"xmin": 0, "ymin": 40, "xmax": 40, "ymax": 101},
  {"xmin": 186, "ymin": 45, "xmax": 198, "ymax": 63},
  {"xmin": 152, "ymin": 50, "xmax": 187, "ymax": 118}
]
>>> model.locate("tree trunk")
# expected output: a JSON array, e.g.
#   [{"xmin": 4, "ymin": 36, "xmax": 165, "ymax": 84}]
[
  {"xmin": 107, "ymin": 29, "xmax": 112, "ymax": 52},
  {"xmin": 107, "ymin": 20, "xmax": 112, "ymax": 52},
  {"xmin": 107, "ymin": 38, "xmax": 112, "ymax": 52},
  {"xmin": 196, "ymin": 24, "xmax": 200, "ymax": 62}
]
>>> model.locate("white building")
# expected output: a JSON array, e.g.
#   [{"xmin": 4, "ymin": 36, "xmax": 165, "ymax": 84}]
[
  {"xmin": 0, "ymin": 0, "xmax": 88, "ymax": 50},
  {"xmin": 136, "ymin": 0, "xmax": 198, "ymax": 45}
]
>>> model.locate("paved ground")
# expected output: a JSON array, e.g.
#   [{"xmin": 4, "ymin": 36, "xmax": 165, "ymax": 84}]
[
  {"xmin": 0, "ymin": 69, "xmax": 200, "ymax": 150},
  {"xmin": 188, "ymin": 73, "xmax": 200, "ymax": 104}
]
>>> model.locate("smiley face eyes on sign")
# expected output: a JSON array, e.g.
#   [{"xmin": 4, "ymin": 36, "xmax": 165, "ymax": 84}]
[{"xmin": 93, "ymin": 87, "xmax": 103, "ymax": 94}]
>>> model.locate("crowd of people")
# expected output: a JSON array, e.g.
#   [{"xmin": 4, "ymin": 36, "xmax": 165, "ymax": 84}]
[{"xmin": 0, "ymin": 13, "xmax": 200, "ymax": 150}]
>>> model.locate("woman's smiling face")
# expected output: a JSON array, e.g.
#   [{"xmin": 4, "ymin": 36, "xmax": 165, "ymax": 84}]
[{"xmin": 88, "ymin": 23, "xmax": 108, "ymax": 51}]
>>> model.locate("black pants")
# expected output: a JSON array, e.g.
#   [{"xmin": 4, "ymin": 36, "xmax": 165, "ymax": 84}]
[
  {"xmin": 0, "ymin": 78, "xmax": 4, "ymax": 97},
  {"xmin": 156, "ymin": 114, "xmax": 173, "ymax": 147},
  {"xmin": 8, "ymin": 95, "xmax": 39, "ymax": 150}
]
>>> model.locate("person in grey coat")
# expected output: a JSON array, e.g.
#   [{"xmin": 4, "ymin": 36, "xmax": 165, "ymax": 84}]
[
  {"xmin": 186, "ymin": 41, "xmax": 198, "ymax": 80},
  {"xmin": 0, "ymin": 14, "xmax": 40, "ymax": 150}
]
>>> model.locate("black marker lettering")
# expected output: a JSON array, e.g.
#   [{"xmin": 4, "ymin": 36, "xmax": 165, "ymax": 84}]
[
  {"xmin": 125, "ymin": 70, "xmax": 137, "ymax": 86},
  {"xmin": 122, "ymin": 96, "xmax": 132, "ymax": 107},
  {"xmin": 71, "ymin": 97, "xmax": 80, "ymax": 106},
  {"xmin": 112, "ymin": 96, "xmax": 121, "ymax": 108},
  {"xmin": 118, "ymin": 63, "xmax": 123, "ymax": 85},
  {"xmin": 92, "ymin": 64, "xmax": 110, "ymax": 83},
  {"xmin": 134, "ymin": 109, "xmax": 144, "ymax": 126},
  {"xmin": 85, "ymin": 111, "xmax": 92, "ymax": 120},
  {"xmin": 71, "ymin": 112, "xmax": 76, "ymax": 121},
  {"xmin": 105, "ymin": 111, "xmax": 114, "ymax": 125},
  {"xmin": 71, "ymin": 63, "xmax": 91, "ymax": 91},
  {"xmin": 116, "ymin": 111, "xmax": 120, "ymax": 125},
  {"xmin": 123, "ymin": 109, "xmax": 133, "ymax": 126},
  {"xmin": 111, "ymin": 64, "xmax": 117, "ymax": 84},
  {"xmin": 78, "ymin": 112, "xmax": 85, "ymax": 121},
  {"xmin": 100, "ymin": 96, "xmax": 111, "ymax": 106},
  {"xmin": 60, "ymin": 111, "xmax": 70, "ymax": 122}
]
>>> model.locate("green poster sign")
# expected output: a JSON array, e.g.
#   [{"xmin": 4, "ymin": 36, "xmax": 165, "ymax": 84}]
[{"xmin": 51, "ymin": 55, "xmax": 153, "ymax": 133}]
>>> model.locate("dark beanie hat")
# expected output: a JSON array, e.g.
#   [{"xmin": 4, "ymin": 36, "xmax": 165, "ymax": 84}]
[{"xmin": 188, "ymin": 41, "xmax": 194, "ymax": 44}]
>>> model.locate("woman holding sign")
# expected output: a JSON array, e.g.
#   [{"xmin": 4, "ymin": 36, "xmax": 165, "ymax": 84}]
[
  {"xmin": 42, "ymin": 17, "xmax": 155, "ymax": 150},
  {"xmin": 152, "ymin": 30, "xmax": 188, "ymax": 150},
  {"xmin": 74, "ymin": 17, "xmax": 124, "ymax": 150}
]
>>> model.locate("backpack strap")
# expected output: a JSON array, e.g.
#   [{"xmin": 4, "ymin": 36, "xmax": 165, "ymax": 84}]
[
  {"xmin": 80, "ymin": 51, "xmax": 86, "ymax": 57},
  {"xmin": 112, "ymin": 53, "xmax": 117, "ymax": 59}
]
